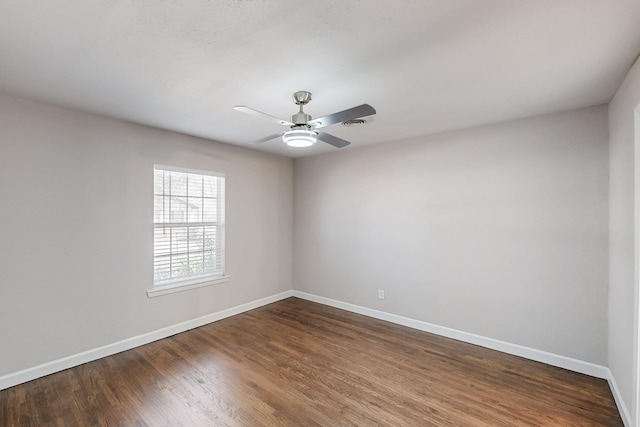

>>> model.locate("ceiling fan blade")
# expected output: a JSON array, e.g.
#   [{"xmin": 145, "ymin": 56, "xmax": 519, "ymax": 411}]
[
  {"xmin": 308, "ymin": 104, "xmax": 376, "ymax": 129},
  {"xmin": 233, "ymin": 106, "xmax": 293, "ymax": 127},
  {"xmin": 250, "ymin": 132, "xmax": 283, "ymax": 144},
  {"xmin": 317, "ymin": 132, "xmax": 351, "ymax": 148}
]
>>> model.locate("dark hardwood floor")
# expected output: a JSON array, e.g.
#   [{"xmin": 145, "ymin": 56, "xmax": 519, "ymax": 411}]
[{"xmin": 0, "ymin": 297, "xmax": 623, "ymax": 426}]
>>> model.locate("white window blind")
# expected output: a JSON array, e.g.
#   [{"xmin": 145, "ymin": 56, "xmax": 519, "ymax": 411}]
[{"xmin": 153, "ymin": 166, "xmax": 225, "ymax": 286}]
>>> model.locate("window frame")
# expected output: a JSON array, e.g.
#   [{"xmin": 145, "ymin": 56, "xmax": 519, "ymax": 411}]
[{"xmin": 148, "ymin": 165, "xmax": 229, "ymax": 298}]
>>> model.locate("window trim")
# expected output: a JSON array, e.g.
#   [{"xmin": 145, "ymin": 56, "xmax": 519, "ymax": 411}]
[
  {"xmin": 149, "ymin": 165, "xmax": 228, "ymax": 297},
  {"xmin": 147, "ymin": 275, "xmax": 230, "ymax": 298}
]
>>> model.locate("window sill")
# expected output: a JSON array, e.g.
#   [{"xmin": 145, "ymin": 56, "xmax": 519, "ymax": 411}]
[{"xmin": 147, "ymin": 275, "xmax": 230, "ymax": 298}]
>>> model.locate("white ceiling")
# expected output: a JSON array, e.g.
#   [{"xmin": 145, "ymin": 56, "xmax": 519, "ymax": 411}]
[{"xmin": 1, "ymin": 1, "xmax": 639, "ymax": 158}]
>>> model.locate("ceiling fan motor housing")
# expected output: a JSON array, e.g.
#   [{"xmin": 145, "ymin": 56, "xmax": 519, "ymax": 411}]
[{"xmin": 291, "ymin": 112, "xmax": 311, "ymax": 125}]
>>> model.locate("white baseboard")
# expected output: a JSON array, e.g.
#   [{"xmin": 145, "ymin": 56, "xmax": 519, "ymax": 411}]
[
  {"xmin": 1, "ymin": 289, "xmax": 632, "ymax": 426},
  {"xmin": 292, "ymin": 291, "xmax": 609, "ymax": 378},
  {"xmin": 607, "ymin": 371, "xmax": 633, "ymax": 427},
  {"xmin": 0, "ymin": 290, "xmax": 295, "ymax": 391},
  {"xmin": 293, "ymin": 291, "xmax": 635, "ymax": 424}
]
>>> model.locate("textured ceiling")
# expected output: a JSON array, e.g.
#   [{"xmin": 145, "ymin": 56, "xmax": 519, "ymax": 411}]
[{"xmin": 1, "ymin": 1, "xmax": 639, "ymax": 158}]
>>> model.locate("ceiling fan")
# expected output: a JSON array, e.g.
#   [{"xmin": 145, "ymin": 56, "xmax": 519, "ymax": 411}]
[{"xmin": 233, "ymin": 91, "xmax": 376, "ymax": 148}]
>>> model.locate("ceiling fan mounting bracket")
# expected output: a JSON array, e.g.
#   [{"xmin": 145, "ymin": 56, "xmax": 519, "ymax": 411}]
[{"xmin": 292, "ymin": 91, "xmax": 312, "ymax": 106}]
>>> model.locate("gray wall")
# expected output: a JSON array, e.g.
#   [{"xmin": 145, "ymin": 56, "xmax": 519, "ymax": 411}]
[
  {"xmin": 294, "ymin": 106, "xmax": 609, "ymax": 365},
  {"xmin": 609, "ymin": 56, "xmax": 640, "ymax": 425},
  {"xmin": 0, "ymin": 94, "xmax": 293, "ymax": 376}
]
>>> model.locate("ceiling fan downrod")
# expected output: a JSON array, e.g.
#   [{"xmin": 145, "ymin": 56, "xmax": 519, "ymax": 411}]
[{"xmin": 291, "ymin": 91, "xmax": 312, "ymax": 125}]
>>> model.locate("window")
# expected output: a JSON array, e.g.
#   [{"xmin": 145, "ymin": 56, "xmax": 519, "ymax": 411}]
[{"xmin": 151, "ymin": 165, "xmax": 227, "ymax": 296}]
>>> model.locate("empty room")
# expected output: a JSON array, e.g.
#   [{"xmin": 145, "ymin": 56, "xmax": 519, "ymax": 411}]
[{"xmin": 1, "ymin": 1, "xmax": 640, "ymax": 426}]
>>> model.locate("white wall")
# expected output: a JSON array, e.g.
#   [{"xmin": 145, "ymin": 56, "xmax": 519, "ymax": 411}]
[
  {"xmin": 0, "ymin": 94, "xmax": 293, "ymax": 376},
  {"xmin": 609, "ymin": 56, "xmax": 640, "ymax": 426},
  {"xmin": 294, "ymin": 106, "xmax": 609, "ymax": 365}
]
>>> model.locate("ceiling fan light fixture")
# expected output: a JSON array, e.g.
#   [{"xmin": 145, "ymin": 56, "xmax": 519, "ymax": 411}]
[{"xmin": 282, "ymin": 128, "xmax": 317, "ymax": 147}]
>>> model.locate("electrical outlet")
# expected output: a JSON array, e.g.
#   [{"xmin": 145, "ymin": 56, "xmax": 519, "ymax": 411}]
[{"xmin": 378, "ymin": 289, "xmax": 385, "ymax": 300}]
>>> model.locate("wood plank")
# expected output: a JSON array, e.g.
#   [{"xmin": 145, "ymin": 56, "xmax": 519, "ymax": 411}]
[{"xmin": 0, "ymin": 298, "xmax": 623, "ymax": 426}]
